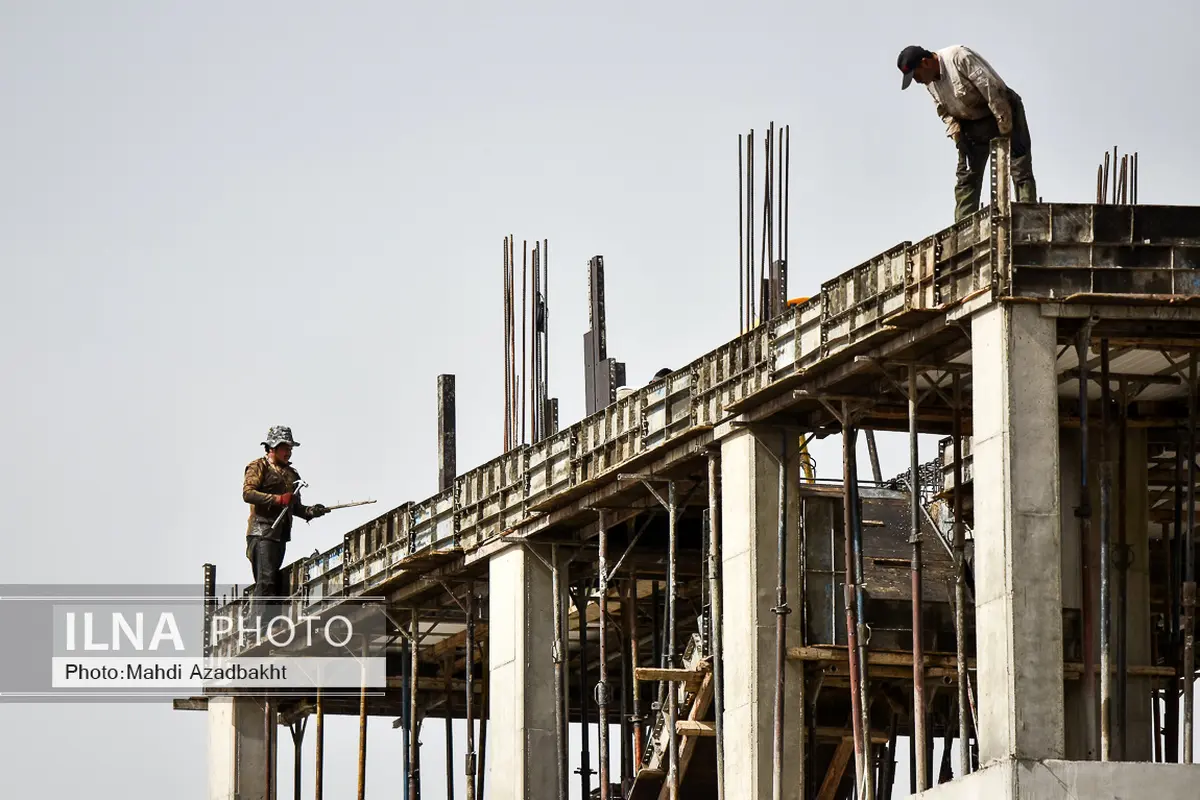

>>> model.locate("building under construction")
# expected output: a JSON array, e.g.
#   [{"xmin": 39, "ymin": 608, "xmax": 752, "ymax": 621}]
[{"xmin": 180, "ymin": 138, "xmax": 1200, "ymax": 798}]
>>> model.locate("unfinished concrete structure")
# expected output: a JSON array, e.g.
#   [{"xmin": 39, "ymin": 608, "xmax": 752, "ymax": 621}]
[{"xmin": 180, "ymin": 141, "xmax": 1200, "ymax": 798}]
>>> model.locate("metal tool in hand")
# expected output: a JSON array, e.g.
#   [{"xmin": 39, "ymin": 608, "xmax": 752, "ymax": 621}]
[
  {"xmin": 270, "ymin": 479, "xmax": 308, "ymax": 532},
  {"xmin": 320, "ymin": 499, "xmax": 377, "ymax": 512}
]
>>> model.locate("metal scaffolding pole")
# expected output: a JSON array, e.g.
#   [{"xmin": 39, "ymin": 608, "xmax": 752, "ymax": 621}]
[
  {"xmin": 627, "ymin": 576, "xmax": 643, "ymax": 769},
  {"xmin": 315, "ymin": 687, "xmax": 324, "ymax": 800},
  {"xmin": 551, "ymin": 552, "xmax": 568, "ymax": 800},
  {"xmin": 409, "ymin": 613, "xmax": 421, "ymax": 798},
  {"xmin": 290, "ymin": 717, "xmax": 306, "ymax": 800},
  {"xmin": 1185, "ymin": 353, "xmax": 1197, "ymax": 763},
  {"xmin": 667, "ymin": 480, "xmax": 680, "ymax": 800},
  {"xmin": 598, "ymin": 510, "xmax": 612, "ymax": 800},
  {"xmin": 1100, "ymin": 340, "xmax": 1113, "ymax": 761},
  {"xmin": 908, "ymin": 366, "xmax": 928, "ymax": 790},
  {"xmin": 1116, "ymin": 381, "xmax": 1129, "ymax": 759},
  {"xmin": 444, "ymin": 655, "xmax": 455, "ymax": 800},
  {"xmin": 772, "ymin": 432, "xmax": 791, "ymax": 800},
  {"xmin": 264, "ymin": 699, "xmax": 273, "ymax": 800},
  {"xmin": 358, "ymin": 638, "xmax": 368, "ymax": 800},
  {"xmin": 953, "ymin": 373, "xmax": 970, "ymax": 775},
  {"xmin": 1076, "ymin": 330, "xmax": 1098, "ymax": 760},
  {"xmin": 576, "ymin": 586, "xmax": 593, "ymax": 799},
  {"xmin": 707, "ymin": 449, "xmax": 726, "ymax": 799},
  {"xmin": 841, "ymin": 406, "xmax": 868, "ymax": 793},
  {"xmin": 466, "ymin": 584, "xmax": 478, "ymax": 800}
]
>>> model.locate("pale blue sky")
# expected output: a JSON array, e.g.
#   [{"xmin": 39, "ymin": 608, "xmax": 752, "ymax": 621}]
[{"xmin": 2, "ymin": 1, "xmax": 1198, "ymax": 797}]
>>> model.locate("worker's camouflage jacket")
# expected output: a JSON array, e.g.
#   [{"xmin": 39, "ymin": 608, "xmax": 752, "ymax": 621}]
[{"xmin": 243, "ymin": 456, "xmax": 315, "ymax": 541}]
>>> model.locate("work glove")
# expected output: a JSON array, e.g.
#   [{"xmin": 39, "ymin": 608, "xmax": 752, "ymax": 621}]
[
  {"xmin": 996, "ymin": 115, "xmax": 1012, "ymax": 136},
  {"xmin": 311, "ymin": 504, "xmax": 329, "ymax": 518},
  {"xmin": 276, "ymin": 492, "xmax": 293, "ymax": 508}
]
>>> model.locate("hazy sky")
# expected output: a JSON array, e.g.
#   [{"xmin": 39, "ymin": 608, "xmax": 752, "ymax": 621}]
[{"xmin": 3, "ymin": 2, "xmax": 1199, "ymax": 797}]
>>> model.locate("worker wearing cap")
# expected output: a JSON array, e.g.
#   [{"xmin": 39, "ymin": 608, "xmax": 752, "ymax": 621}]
[
  {"xmin": 242, "ymin": 425, "xmax": 328, "ymax": 622},
  {"xmin": 897, "ymin": 45, "xmax": 1037, "ymax": 221}
]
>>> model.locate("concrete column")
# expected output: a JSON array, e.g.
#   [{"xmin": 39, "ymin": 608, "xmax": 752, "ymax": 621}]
[
  {"xmin": 208, "ymin": 696, "xmax": 275, "ymax": 800},
  {"xmin": 487, "ymin": 543, "xmax": 561, "ymax": 799},
  {"xmin": 971, "ymin": 302, "xmax": 1065, "ymax": 764},
  {"xmin": 719, "ymin": 426, "xmax": 803, "ymax": 800}
]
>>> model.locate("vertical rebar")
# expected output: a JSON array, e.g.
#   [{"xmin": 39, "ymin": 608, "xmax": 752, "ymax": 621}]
[
  {"xmin": 667, "ymin": 481, "xmax": 680, "ymax": 800},
  {"xmin": 503, "ymin": 237, "xmax": 510, "ymax": 450},
  {"xmin": 1100, "ymin": 340, "xmax": 1113, "ymax": 760},
  {"xmin": 708, "ymin": 449, "xmax": 725, "ymax": 799},
  {"xmin": 409, "ymin": 613, "xmax": 420, "ymax": 798},
  {"xmin": 953, "ymin": 373, "xmax": 970, "ymax": 775},
  {"xmin": 598, "ymin": 511, "xmax": 612, "ymax": 800},
  {"xmin": 747, "ymin": 130, "xmax": 755, "ymax": 327},
  {"xmin": 315, "ymin": 687, "xmax": 324, "ymax": 800},
  {"xmin": 739, "ymin": 134, "xmax": 744, "ymax": 333},
  {"xmin": 466, "ymin": 583, "xmax": 478, "ymax": 800},
  {"xmin": 841, "ymin": 406, "xmax": 867, "ymax": 791},
  {"xmin": 521, "ymin": 241, "xmax": 527, "ymax": 445},
  {"xmin": 784, "ymin": 125, "xmax": 790, "ymax": 267},
  {"xmin": 772, "ymin": 432, "xmax": 789, "ymax": 800},
  {"xmin": 1076, "ymin": 330, "xmax": 1098, "ymax": 760},
  {"xmin": 1185, "ymin": 353, "xmax": 1197, "ymax": 763}
]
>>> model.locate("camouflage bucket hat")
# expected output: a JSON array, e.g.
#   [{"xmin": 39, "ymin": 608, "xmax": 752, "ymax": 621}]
[{"xmin": 262, "ymin": 425, "xmax": 300, "ymax": 448}]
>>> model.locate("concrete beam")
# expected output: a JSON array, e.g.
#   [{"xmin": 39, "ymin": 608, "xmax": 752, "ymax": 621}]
[
  {"xmin": 917, "ymin": 758, "xmax": 1200, "ymax": 799},
  {"xmin": 971, "ymin": 302, "xmax": 1065, "ymax": 764}
]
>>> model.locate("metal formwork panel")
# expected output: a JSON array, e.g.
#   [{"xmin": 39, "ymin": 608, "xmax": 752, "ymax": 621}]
[
  {"xmin": 526, "ymin": 426, "xmax": 576, "ymax": 508},
  {"xmin": 820, "ymin": 244, "xmax": 908, "ymax": 355},
  {"xmin": 410, "ymin": 489, "xmax": 455, "ymax": 554},
  {"xmin": 906, "ymin": 209, "xmax": 992, "ymax": 311},
  {"xmin": 642, "ymin": 370, "xmax": 694, "ymax": 450},
  {"xmin": 938, "ymin": 435, "xmax": 973, "ymax": 493},
  {"xmin": 456, "ymin": 448, "xmax": 526, "ymax": 550},
  {"xmin": 577, "ymin": 390, "xmax": 643, "ymax": 484},
  {"xmin": 693, "ymin": 328, "xmax": 771, "ymax": 426},
  {"xmin": 1009, "ymin": 203, "xmax": 1200, "ymax": 298},
  {"xmin": 302, "ymin": 545, "xmax": 344, "ymax": 605}
]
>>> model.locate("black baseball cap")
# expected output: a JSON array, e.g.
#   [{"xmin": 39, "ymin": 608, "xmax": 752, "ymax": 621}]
[{"xmin": 897, "ymin": 46, "xmax": 933, "ymax": 89}]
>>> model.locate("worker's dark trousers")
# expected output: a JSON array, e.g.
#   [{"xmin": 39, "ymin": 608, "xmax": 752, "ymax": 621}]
[
  {"xmin": 246, "ymin": 534, "xmax": 287, "ymax": 626},
  {"xmin": 954, "ymin": 89, "xmax": 1036, "ymax": 222}
]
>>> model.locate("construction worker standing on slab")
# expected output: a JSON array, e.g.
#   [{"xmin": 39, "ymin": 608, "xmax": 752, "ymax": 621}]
[
  {"xmin": 897, "ymin": 45, "xmax": 1037, "ymax": 221},
  {"xmin": 242, "ymin": 425, "xmax": 327, "ymax": 623}
]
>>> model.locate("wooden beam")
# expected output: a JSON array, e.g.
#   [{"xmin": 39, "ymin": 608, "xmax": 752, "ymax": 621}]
[
  {"xmin": 634, "ymin": 666, "xmax": 709, "ymax": 685},
  {"xmin": 675, "ymin": 720, "xmax": 715, "ymax": 737},
  {"xmin": 817, "ymin": 738, "xmax": 854, "ymax": 800}
]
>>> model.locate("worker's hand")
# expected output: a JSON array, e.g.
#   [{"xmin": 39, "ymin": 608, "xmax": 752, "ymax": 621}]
[
  {"xmin": 276, "ymin": 492, "xmax": 293, "ymax": 508},
  {"xmin": 945, "ymin": 118, "xmax": 961, "ymax": 142},
  {"xmin": 997, "ymin": 116, "xmax": 1012, "ymax": 136},
  {"xmin": 311, "ymin": 504, "xmax": 329, "ymax": 518}
]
